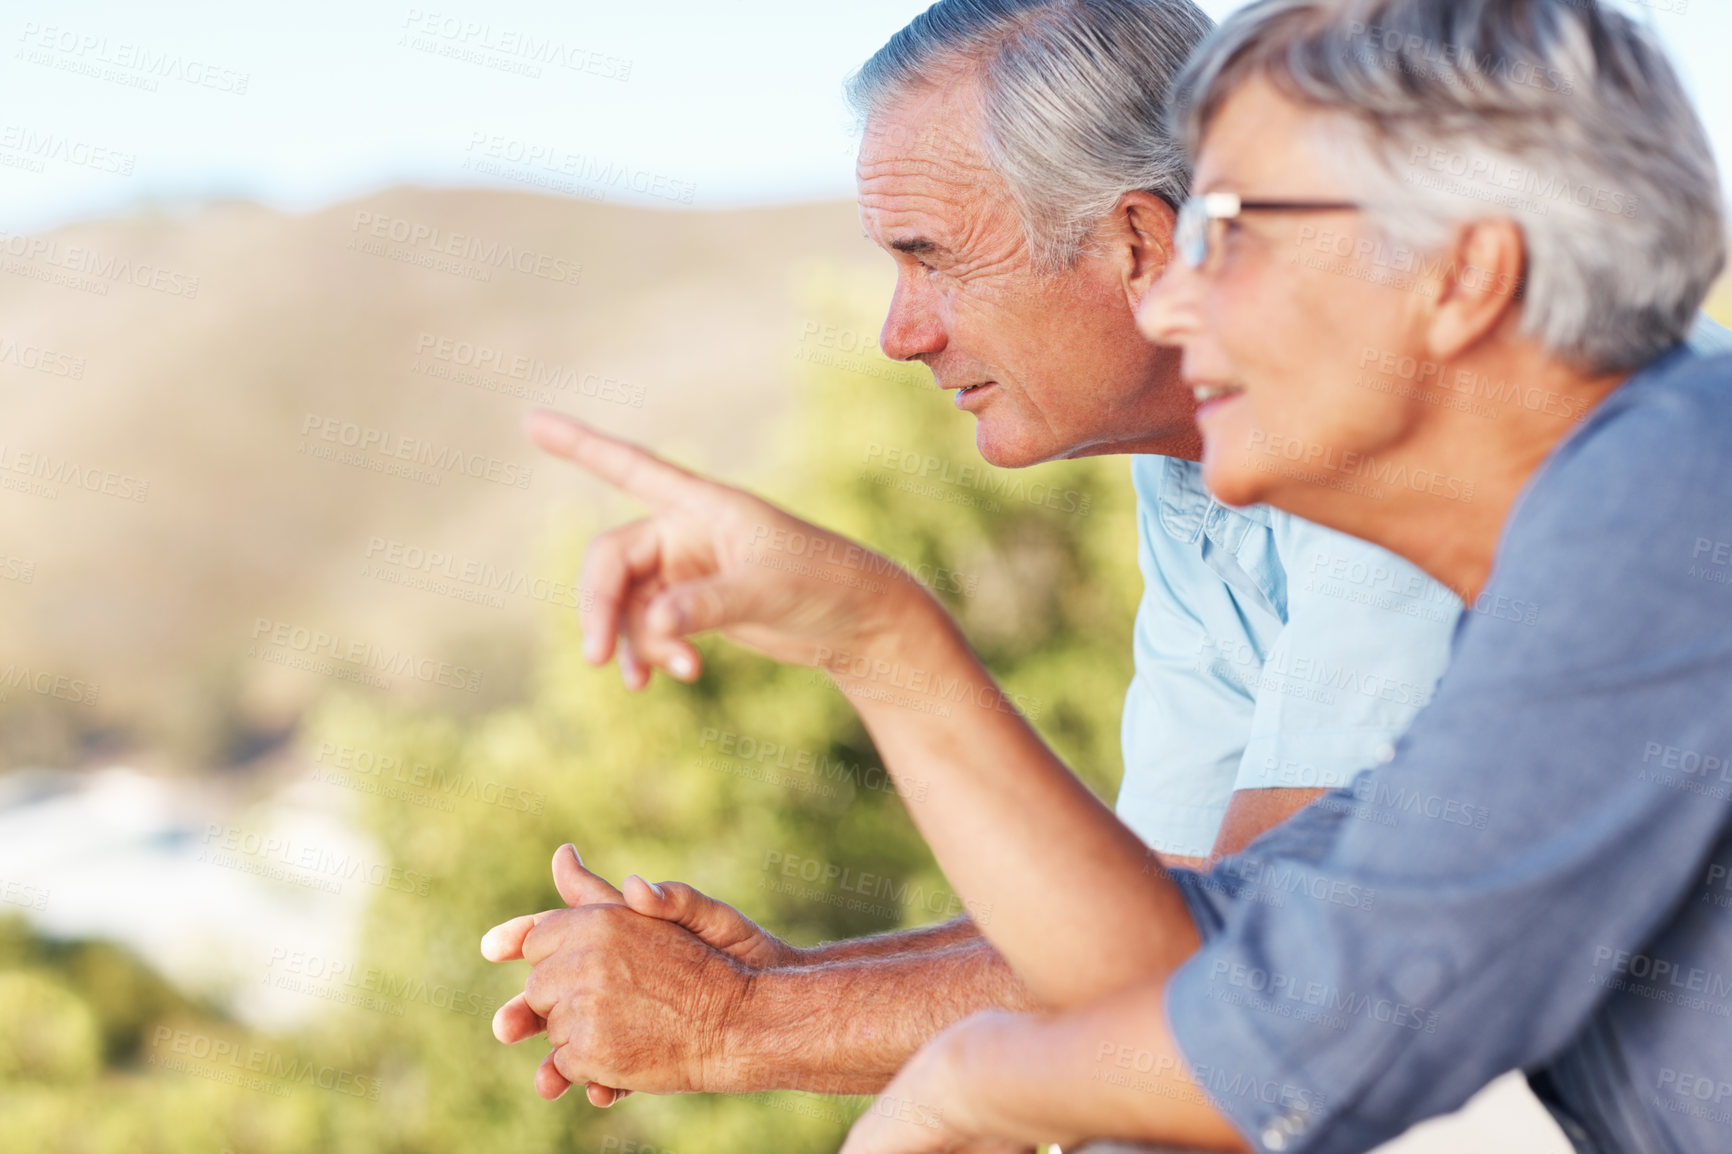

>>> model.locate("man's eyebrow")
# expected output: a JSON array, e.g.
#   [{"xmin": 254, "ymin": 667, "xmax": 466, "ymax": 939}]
[{"xmin": 889, "ymin": 237, "xmax": 940, "ymax": 256}]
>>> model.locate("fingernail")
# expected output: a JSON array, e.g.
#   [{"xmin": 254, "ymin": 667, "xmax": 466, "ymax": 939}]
[
  {"xmin": 649, "ymin": 880, "xmax": 666, "ymax": 900},
  {"xmin": 669, "ymin": 653, "xmax": 695, "ymax": 680}
]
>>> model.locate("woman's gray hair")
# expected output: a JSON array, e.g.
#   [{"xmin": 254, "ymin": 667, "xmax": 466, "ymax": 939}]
[
  {"xmin": 846, "ymin": 0, "xmax": 1214, "ymax": 270},
  {"xmin": 1171, "ymin": 0, "xmax": 1727, "ymax": 373}
]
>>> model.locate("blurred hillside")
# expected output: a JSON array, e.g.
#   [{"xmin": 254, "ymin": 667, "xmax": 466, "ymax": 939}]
[
  {"xmin": 0, "ymin": 200, "xmax": 1147, "ymax": 1150},
  {"xmin": 0, "ymin": 189, "xmax": 887, "ymax": 770}
]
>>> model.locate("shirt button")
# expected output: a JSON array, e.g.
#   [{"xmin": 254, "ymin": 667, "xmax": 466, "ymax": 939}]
[{"xmin": 1262, "ymin": 1108, "xmax": 1308, "ymax": 1150}]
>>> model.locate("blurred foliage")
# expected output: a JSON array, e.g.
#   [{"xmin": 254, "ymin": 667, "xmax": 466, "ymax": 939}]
[{"xmin": 0, "ymin": 270, "xmax": 1140, "ymax": 1153}]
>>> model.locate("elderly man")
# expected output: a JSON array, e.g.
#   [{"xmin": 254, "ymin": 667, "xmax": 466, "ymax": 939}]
[{"xmin": 483, "ymin": 0, "xmax": 1475, "ymax": 1109}]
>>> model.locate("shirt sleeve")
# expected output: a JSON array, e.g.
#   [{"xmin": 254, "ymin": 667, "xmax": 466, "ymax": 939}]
[
  {"xmin": 1233, "ymin": 518, "xmax": 1460, "ymax": 794},
  {"xmin": 1117, "ymin": 458, "xmax": 1265, "ymax": 857},
  {"xmin": 1165, "ymin": 357, "xmax": 1732, "ymax": 1154}
]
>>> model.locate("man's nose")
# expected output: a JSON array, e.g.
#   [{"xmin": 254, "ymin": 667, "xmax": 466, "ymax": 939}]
[
  {"xmin": 1136, "ymin": 260, "xmax": 1204, "ymax": 349},
  {"xmin": 879, "ymin": 272, "xmax": 946, "ymax": 362}
]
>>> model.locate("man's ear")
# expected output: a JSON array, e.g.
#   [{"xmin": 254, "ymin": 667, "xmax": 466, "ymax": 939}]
[
  {"xmin": 1120, "ymin": 191, "xmax": 1178, "ymax": 305},
  {"xmin": 1423, "ymin": 218, "xmax": 1526, "ymax": 363}
]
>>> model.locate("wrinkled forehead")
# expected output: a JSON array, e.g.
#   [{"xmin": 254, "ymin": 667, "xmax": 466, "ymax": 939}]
[{"xmin": 855, "ymin": 81, "xmax": 1008, "ymax": 237}]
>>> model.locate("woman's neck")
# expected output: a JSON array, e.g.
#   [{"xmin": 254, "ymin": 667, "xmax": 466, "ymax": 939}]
[{"xmin": 1285, "ymin": 345, "xmax": 1628, "ymax": 604}]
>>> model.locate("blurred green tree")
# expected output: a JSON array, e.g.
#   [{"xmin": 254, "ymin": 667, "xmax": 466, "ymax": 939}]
[{"xmin": 0, "ymin": 270, "xmax": 1140, "ymax": 1154}]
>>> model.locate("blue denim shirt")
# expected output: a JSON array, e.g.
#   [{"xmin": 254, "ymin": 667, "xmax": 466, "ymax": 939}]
[{"xmin": 1165, "ymin": 346, "xmax": 1732, "ymax": 1154}]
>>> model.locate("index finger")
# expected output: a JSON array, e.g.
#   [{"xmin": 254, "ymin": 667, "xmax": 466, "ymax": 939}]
[{"xmin": 526, "ymin": 410, "xmax": 707, "ymax": 510}]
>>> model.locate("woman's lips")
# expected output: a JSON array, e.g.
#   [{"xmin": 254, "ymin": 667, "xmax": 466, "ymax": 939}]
[{"xmin": 1191, "ymin": 382, "xmax": 1244, "ymax": 421}]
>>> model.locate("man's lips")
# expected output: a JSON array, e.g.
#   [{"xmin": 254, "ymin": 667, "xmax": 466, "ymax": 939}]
[{"xmin": 948, "ymin": 381, "xmax": 997, "ymax": 410}]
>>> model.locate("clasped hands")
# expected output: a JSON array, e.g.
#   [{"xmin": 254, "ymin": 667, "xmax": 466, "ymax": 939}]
[
  {"xmin": 480, "ymin": 844, "xmax": 1030, "ymax": 1154},
  {"xmin": 479, "ymin": 842, "xmax": 795, "ymax": 1103}
]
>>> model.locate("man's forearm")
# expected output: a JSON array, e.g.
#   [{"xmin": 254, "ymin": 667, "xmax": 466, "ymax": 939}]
[
  {"xmin": 792, "ymin": 916, "xmax": 982, "ymax": 964},
  {"xmin": 829, "ymin": 590, "xmax": 1199, "ymax": 1009},
  {"xmin": 715, "ymin": 937, "xmax": 1040, "ymax": 1094}
]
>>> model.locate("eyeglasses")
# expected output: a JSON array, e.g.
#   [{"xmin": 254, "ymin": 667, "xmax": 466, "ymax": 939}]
[{"xmin": 1175, "ymin": 191, "xmax": 1362, "ymax": 269}]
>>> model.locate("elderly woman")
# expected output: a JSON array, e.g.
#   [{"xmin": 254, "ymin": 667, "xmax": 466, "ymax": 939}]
[{"xmin": 520, "ymin": 1, "xmax": 1732, "ymax": 1151}]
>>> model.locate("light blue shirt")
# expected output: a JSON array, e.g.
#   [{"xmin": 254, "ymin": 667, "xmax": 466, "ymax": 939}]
[{"xmin": 1116, "ymin": 456, "xmax": 1458, "ymax": 857}]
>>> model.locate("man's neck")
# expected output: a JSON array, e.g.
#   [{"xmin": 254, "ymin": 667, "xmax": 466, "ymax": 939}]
[{"xmin": 1075, "ymin": 424, "xmax": 1204, "ymax": 462}]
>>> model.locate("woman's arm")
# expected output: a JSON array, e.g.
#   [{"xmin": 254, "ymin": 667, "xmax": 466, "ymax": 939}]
[
  {"xmin": 531, "ymin": 412, "xmax": 1200, "ymax": 1008},
  {"xmin": 839, "ymin": 986, "xmax": 1248, "ymax": 1154}
]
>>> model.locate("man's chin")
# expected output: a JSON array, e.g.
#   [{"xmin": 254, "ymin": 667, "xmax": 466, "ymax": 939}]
[{"xmin": 972, "ymin": 415, "xmax": 1065, "ymax": 470}]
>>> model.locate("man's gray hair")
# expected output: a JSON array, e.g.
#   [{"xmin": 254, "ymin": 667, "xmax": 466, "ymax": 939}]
[
  {"xmin": 1172, "ymin": 0, "xmax": 1727, "ymax": 373},
  {"xmin": 846, "ymin": 0, "xmax": 1214, "ymax": 270}
]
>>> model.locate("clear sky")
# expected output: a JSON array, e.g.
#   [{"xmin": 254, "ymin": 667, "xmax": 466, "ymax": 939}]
[{"xmin": 1, "ymin": 0, "xmax": 1726, "ymax": 231}]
